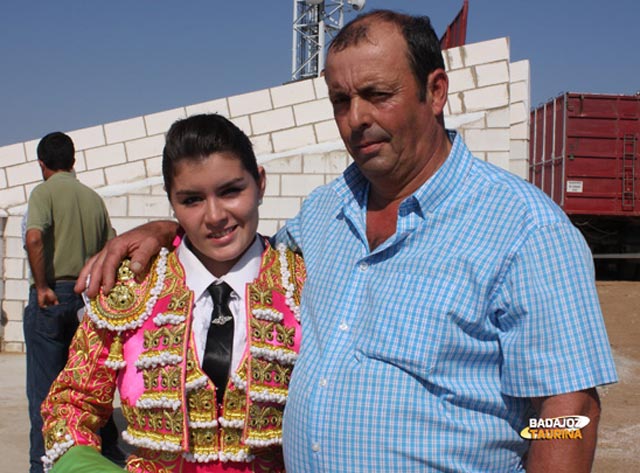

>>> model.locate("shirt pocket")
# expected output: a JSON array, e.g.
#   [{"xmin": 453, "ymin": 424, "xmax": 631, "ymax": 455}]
[{"xmin": 352, "ymin": 272, "xmax": 448, "ymax": 382}]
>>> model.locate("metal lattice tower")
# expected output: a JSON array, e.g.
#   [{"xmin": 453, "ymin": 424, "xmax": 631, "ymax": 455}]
[{"xmin": 291, "ymin": 0, "xmax": 365, "ymax": 81}]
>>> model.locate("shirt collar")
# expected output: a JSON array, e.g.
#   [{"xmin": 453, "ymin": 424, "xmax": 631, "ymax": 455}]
[
  {"xmin": 332, "ymin": 130, "xmax": 472, "ymax": 218},
  {"xmin": 177, "ymin": 235, "xmax": 264, "ymax": 301}
]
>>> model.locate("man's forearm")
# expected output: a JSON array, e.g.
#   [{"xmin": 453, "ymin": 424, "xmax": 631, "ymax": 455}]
[
  {"xmin": 526, "ymin": 389, "xmax": 601, "ymax": 472},
  {"xmin": 25, "ymin": 229, "xmax": 48, "ymax": 290}
]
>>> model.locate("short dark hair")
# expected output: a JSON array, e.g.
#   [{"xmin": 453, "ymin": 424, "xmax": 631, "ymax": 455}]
[
  {"xmin": 329, "ymin": 9, "xmax": 444, "ymax": 101},
  {"xmin": 162, "ymin": 114, "xmax": 259, "ymax": 196},
  {"xmin": 36, "ymin": 132, "xmax": 75, "ymax": 170}
]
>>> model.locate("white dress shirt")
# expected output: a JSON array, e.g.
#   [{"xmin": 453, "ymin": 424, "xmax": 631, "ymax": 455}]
[{"xmin": 176, "ymin": 236, "xmax": 264, "ymax": 372}]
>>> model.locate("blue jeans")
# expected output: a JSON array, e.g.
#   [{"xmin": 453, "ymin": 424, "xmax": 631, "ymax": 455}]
[{"xmin": 24, "ymin": 282, "xmax": 82, "ymax": 473}]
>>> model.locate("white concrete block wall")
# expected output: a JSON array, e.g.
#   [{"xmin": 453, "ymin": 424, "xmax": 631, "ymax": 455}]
[{"xmin": 0, "ymin": 36, "xmax": 530, "ymax": 352}]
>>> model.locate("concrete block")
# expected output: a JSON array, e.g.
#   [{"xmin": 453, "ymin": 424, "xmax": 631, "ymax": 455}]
[
  {"xmin": 260, "ymin": 197, "xmax": 301, "ymax": 219},
  {"xmin": 314, "ymin": 120, "xmax": 341, "ymax": 143},
  {"xmin": 230, "ymin": 116, "xmax": 252, "ymax": 136},
  {"xmin": 85, "ymin": 143, "xmax": 127, "ymax": 170},
  {"xmin": 2, "ymin": 341, "xmax": 25, "ymax": 353},
  {"xmin": 77, "ymin": 169, "xmax": 106, "ymax": 189},
  {"xmin": 145, "ymin": 156, "xmax": 163, "ymax": 177},
  {"xmin": 486, "ymin": 108, "xmax": 510, "ymax": 128},
  {"xmin": 252, "ymin": 134, "xmax": 273, "ymax": 157},
  {"xmin": 228, "ymin": 90, "xmax": 272, "ymax": 117},
  {"xmin": 463, "ymin": 84, "xmax": 510, "ymax": 112},
  {"xmin": 509, "ymin": 159, "xmax": 529, "ymax": 180},
  {"xmin": 105, "ymin": 161, "xmax": 147, "ymax": 186},
  {"xmin": 4, "ymin": 215, "xmax": 23, "ymax": 238},
  {"xmin": 510, "ymin": 101, "xmax": 528, "ymax": 126},
  {"xmin": 264, "ymin": 175, "xmax": 280, "ymax": 196},
  {"xmin": 3, "ymin": 321, "xmax": 25, "ymax": 344},
  {"xmin": 24, "ymin": 182, "xmax": 38, "ymax": 200},
  {"xmin": 0, "ymin": 168, "xmax": 7, "ymax": 189},
  {"xmin": 510, "ymin": 122, "xmax": 529, "ymax": 140},
  {"xmin": 272, "ymin": 125, "xmax": 316, "ymax": 153},
  {"xmin": 281, "ymin": 174, "xmax": 325, "ymax": 196},
  {"xmin": 447, "ymin": 93, "xmax": 464, "ymax": 115},
  {"xmin": 486, "ymin": 151, "xmax": 510, "ymax": 170},
  {"xmin": 313, "ymin": 77, "xmax": 329, "ymax": 99},
  {"xmin": 271, "ymin": 80, "xmax": 316, "ymax": 108},
  {"xmin": 463, "ymin": 38, "xmax": 510, "ymax": 68},
  {"xmin": 74, "ymin": 151, "xmax": 87, "ymax": 172},
  {"xmin": 5, "ymin": 279, "xmax": 29, "ymax": 299},
  {"xmin": 476, "ymin": 61, "xmax": 510, "ymax": 88},
  {"xmin": 293, "ymin": 99, "xmax": 334, "ymax": 125},
  {"xmin": 325, "ymin": 174, "xmax": 343, "ymax": 184},
  {"xmin": 447, "ymin": 68, "xmax": 475, "ymax": 94},
  {"xmin": 105, "ymin": 117, "xmax": 146, "ymax": 144},
  {"xmin": 2, "ymin": 300, "xmax": 25, "ymax": 321},
  {"xmin": 6, "ymin": 162, "xmax": 39, "ymax": 187},
  {"xmin": 110, "ymin": 217, "xmax": 154, "ymax": 235},
  {"xmin": 128, "ymin": 195, "xmax": 172, "ymax": 217},
  {"xmin": 0, "ymin": 143, "xmax": 26, "ymax": 167},
  {"xmin": 464, "ymin": 128, "xmax": 511, "ymax": 152},
  {"xmin": 6, "ymin": 237, "xmax": 25, "ymax": 258},
  {"xmin": 145, "ymin": 107, "xmax": 186, "ymax": 136},
  {"xmin": 257, "ymin": 219, "xmax": 279, "ymax": 237},
  {"xmin": 126, "ymin": 134, "xmax": 165, "ymax": 162},
  {"xmin": 103, "ymin": 195, "xmax": 128, "ymax": 217},
  {"xmin": 251, "ymin": 108, "xmax": 295, "ymax": 135},
  {"xmin": 25, "ymin": 139, "xmax": 39, "ymax": 162},
  {"xmin": 444, "ymin": 47, "xmax": 464, "ymax": 70},
  {"xmin": 4, "ymin": 258, "xmax": 24, "ymax": 279},
  {"xmin": 186, "ymin": 98, "xmax": 230, "ymax": 117},
  {"xmin": 0, "ymin": 187, "xmax": 26, "ymax": 208},
  {"xmin": 510, "ymin": 60, "xmax": 530, "ymax": 83},
  {"xmin": 303, "ymin": 151, "xmax": 348, "ymax": 174},
  {"xmin": 510, "ymin": 81, "xmax": 529, "ymax": 105},
  {"xmin": 150, "ymin": 184, "xmax": 165, "ymax": 196},
  {"xmin": 263, "ymin": 155, "xmax": 303, "ymax": 174},
  {"xmin": 67, "ymin": 125, "xmax": 106, "ymax": 151},
  {"xmin": 510, "ymin": 139, "xmax": 530, "ymax": 162}
]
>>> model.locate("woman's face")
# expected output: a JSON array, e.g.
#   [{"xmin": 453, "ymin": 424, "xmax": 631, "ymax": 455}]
[{"xmin": 169, "ymin": 151, "xmax": 265, "ymax": 277}]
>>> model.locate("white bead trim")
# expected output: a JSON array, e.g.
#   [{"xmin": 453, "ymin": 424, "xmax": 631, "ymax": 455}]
[
  {"xmin": 219, "ymin": 450, "xmax": 254, "ymax": 463},
  {"xmin": 41, "ymin": 435, "xmax": 74, "ymax": 472},
  {"xmin": 218, "ymin": 416, "xmax": 245, "ymax": 429},
  {"xmin": 85, "ymin": 248, "xmax": 169, "ymax": 333},
  {"xmin": 105, "ymin": 359, "xmax": 126, "ymax": 370},
  {"xmin": 186, "ymin": 375, "xmax": 209, "ymax": 391},
  {"xmin": 277, "ymin": 244, "xmax": 301, "ymax": 323},
  {"xmin": 122, "ymin": 429, "xmax": 182, "ymax": 452},
  {"xmin": 229, "ymin": 373, "xmax": 247, "ymax": 391},
  {"xmin": 248, "ymin": 388, "xmax": 287, "ymax": 405},
  {"xmin": 188, "ymin": 419, "xmax": 218, "ymax": 429},
  {"xmin": 135, "ymin": 396, "xmax": 181, "ymax": 411},
  {"xmin": 245, "ymin": 437, "xmax": 283, "ymax": 448},
  {"xmin": 183, "ymin": 451, "xmax": 219, "ymax": 463},
  {"xmin": 250, "ymin": 345, "xmax": 297, "ymax": 365},
  {"xmin": 134, "ymin": 352, "xmax": 182, "ymax": 369},
  {"xmin": 154, "ymin": 312, "xmax": 186, "ymax": 326},
  {"xmin": 252, "ymin": 308, "xmax": 283, "ymax": 322}
]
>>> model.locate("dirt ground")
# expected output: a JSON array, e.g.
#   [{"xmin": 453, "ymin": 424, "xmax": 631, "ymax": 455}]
[
  {"xmin": 1, "ymin": 281, "xmax": 638, "ymax": 471},
  {"xmin": 591, "ymin": 281, "xmax": 640, "ymax": 472}
]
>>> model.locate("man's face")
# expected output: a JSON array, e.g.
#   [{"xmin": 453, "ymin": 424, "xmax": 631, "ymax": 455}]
[{"xmin": 324, "ymin": 22, "xmax": 444, "ymax": 190}]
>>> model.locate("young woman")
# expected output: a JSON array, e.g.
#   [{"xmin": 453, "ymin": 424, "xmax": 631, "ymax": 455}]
[{"xmin": 41, "ymin": 114, "xmax": 305, "ymax": 472}]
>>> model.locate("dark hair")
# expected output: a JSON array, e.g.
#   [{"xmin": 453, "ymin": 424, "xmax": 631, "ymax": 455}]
[
  {"xmin": 36, "ymin": 132, "xmax": 75, "ymax": 170},
  {"xmin": 329, "ymin": 9, "xmax": 444, "ymax": 102},
  {"xmin": 162, "ymin": 114, "xmax": 259, "ymax": 196}
]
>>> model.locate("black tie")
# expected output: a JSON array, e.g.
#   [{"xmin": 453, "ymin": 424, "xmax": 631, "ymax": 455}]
[{"xmin": 202, "ymin": 282, "xmax": 234, "ymax": 405}]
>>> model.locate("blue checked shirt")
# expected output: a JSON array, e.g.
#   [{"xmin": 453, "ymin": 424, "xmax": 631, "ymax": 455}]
[{"xmin": 277, "ymin": 132, "xmax": 617, "ymax": 472}]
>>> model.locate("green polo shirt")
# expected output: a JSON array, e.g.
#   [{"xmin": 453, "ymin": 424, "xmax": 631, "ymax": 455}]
[{"xmin": 26, "ymin": 171, "xmax": 115, "ymax": 285}]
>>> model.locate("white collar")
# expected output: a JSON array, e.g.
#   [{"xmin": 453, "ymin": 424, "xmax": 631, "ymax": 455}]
[{"xmin": 177, "ymin": 235, "xmax": 264, "ymax": 300}]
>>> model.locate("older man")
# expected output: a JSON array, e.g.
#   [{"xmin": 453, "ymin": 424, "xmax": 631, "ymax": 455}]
[{"xmin": 79, "ymin": 10, "xmax": 616, "ymax": 472}]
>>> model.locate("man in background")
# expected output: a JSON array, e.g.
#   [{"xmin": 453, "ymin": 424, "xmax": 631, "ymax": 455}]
[{"xmin": 23, "ymin": 132, "xmax": 124, "ymax": 472}]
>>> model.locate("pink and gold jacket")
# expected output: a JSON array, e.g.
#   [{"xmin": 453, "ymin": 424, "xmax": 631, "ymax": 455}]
[{"xmin": 41, "ymin": 241, "xmax": 305, "ymax": 472}]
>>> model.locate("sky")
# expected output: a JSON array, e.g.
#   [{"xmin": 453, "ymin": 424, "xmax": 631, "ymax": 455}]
[{"xmin": 1, "ymin": 0, "xmax": 639, "ymax": 148}]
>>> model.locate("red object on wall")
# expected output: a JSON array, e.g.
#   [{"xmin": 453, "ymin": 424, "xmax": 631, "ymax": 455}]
[
  {"xmin": 440, "ymin": 0, "xmax": 469, "ymax": 50},
  {"xmin": 529, "ymin": 93, "xmax": 640, "ymax": 217}
]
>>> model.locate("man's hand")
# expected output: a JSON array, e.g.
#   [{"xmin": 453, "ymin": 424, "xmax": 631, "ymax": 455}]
[
  {"xmin": 75, "ymin": 220, "xmax": 179, "ymax": 298},
  {"xmin": 526, "ymin": 388, "xmax": 601, "ymax": 473},
  {"xmin": 37, "ymin": 287, "xmax": 59, "ymax": 308}
]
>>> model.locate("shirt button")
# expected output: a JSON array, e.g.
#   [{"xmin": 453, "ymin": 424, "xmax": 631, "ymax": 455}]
[
  {"xmin": 312, "ymin": 443, "xmax": 321, "ymax": 452},
  {"xmin": 319, "ymin": 378, "xmax": 328, "ymax": 387},
  {"xmin": 358, "ymin": 262, "xmax": 369, "ymax": 272},
  {"xmin": 339, "ymin": 322, "xmax": 349, "ymax": 331}
]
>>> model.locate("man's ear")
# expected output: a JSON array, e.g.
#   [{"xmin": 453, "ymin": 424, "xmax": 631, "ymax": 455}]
[
  {"xmin": 427, "ymin": 69, "xmax": 449, "ymax": 116},
  {"xmin": 257, "ymin": 166, "xmax": 266, "ymax": 200}
]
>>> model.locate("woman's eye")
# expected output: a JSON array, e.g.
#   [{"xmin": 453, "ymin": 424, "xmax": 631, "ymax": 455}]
[
  {"xmin": 181, "ymin": 196, "xmax": 201, "ymax": 205},
  {"xmin": 221, "ymin": 187, "xmax": 242, "ymax": 197}
]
